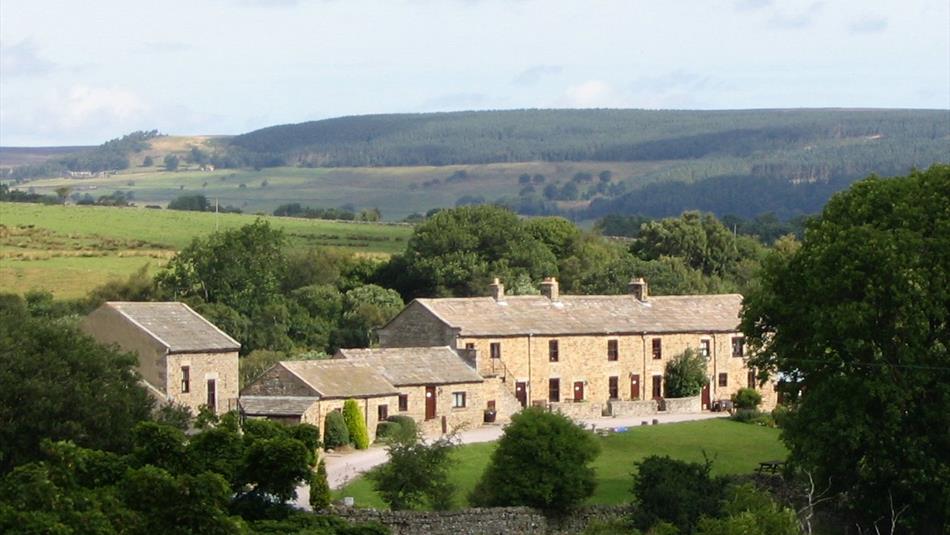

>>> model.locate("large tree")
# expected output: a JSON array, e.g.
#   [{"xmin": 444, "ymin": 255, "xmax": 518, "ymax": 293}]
[{"xmin": 741, "ymin": 165, "xmax": 950, "ymax": 533}]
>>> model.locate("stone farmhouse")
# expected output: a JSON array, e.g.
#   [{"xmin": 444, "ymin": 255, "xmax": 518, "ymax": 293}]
[
  {"xmin": 377, "ymin": 277, "xmax": 777, "ymax": 420},
  {"xmin": 82, "ymin": 302, "xmax": 240, "ymax": 416}
]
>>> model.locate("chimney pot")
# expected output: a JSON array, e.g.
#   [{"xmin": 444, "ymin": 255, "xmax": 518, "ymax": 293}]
[
  {"xmin": 540, "ymin": 277, "xmax": 559, "ymax": 300},
  {"xmin": 629, "ymin": 277, "xmax": 648, "ymax": 301}
]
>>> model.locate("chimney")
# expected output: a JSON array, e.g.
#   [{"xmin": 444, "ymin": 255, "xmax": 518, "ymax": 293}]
[
  {"xmin": 629, "ymin": 277, "xmax": 648, "ymax": 301},
  {"xmin": 490, "ymin": 277, "xmax": 505, "ymax": 301},
  {"xmin": 540, "ymin": 277, "xmax": 559, "ymax": 300}
]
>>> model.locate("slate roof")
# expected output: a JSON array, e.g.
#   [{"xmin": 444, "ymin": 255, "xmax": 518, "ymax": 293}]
[
  {"xmin": 105, "ymin": 302, "xmax": 241, "ymax": 353},
  {"xmin": 281, "ymin": 360, "xmax": 398, "ymax": 399},
  {"xmin": 239, "ymin": 396, "xmax": 317, "ymax": 416},
  {"xmin": 412, "ymin": 294, "xmax": 743, "ymax": 336},
  {"xmin": 338, "ymin": 347, "xmax": 483, "ymax": 386}
]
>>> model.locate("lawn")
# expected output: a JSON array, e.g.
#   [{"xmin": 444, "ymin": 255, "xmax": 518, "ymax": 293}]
[
  {"xmin": 0, "ymin": 202, "xmax": 412, "ymax": 298},
  {"xmin": 335, "ymin": 419, "xmax": 787, "ymax": 510}
]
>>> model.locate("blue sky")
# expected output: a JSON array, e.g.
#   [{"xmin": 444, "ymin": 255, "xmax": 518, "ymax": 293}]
[{"xmin": 1, "ymin": 0, "xmax": 947, "ymax": 146}]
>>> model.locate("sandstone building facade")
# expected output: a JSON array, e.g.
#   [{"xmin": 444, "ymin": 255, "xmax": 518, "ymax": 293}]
[
  {"xmin": 377, "ymin": 278, "xmax": 777, "ymax": 417},
  {"xmin": 82, "ymin": 302, "xmax": 240, "ymax": 416}
]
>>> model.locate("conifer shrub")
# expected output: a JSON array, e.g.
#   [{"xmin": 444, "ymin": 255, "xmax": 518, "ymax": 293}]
[
  {"xmin": 309, "ymin": 459, "xmax": 332, "ymax": 511},
  {"xmin": 343, "ymin": 399, "xmax": 370, "ymax": 449},
  {"xmin": 323, "ymin": 410, "xmax": 349, "ymax": 450}
]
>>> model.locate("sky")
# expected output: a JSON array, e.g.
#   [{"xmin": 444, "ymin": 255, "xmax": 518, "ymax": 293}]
[{"xmin": 1, "ymin": 0, "xmax": 948, "ymax": 146}]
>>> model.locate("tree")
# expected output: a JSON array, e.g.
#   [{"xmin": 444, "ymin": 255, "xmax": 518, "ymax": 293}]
[
  {"xmin": 0, "ymin": 306, "xmax": 153, "ymax": 473},
  {"xmin": 470, "ymin": 407, "xmax": 599, "ymax": 514},
  {"xmin": 740, "ymin": 165, "xmax": 950, "ymax": 534},
  {"xmin": 336, "ymin": 284, "xmax": 404, "ymax": 347},
  {"xmin": 238, "ymin": 436, "xmax": 311, "ymax": 502},
  {"xmin": 695, "ymin": 483, "xmax": 799, "ymax": 535},
  {"xmin": 343, "ymin": 399, "xmax": 370, "ymax": 450},
  {"xmin": 631, "ymin": 455, "xmax": 727, "ymax": 533},
  {"xmin": 164, "ymin": 154, "xmax": 179, "ymax": 171},
  {"xmin": 142, "ymin": 155, "xmax": 154, "ymax": 166},
  {"xmin": 54, "ymin": 186, "xmax": 71, "ymax": 205},
  {"xmin": 370, "ymin": 434, "xmax": 457, "ymax": 511},
  {"xmin": 309, "ymin": 459, "xmax": 332, "ymax": 510},
  {"xmin": 168, "ymin": 194, "xmax": 210, "ymax": 212},
  {"xmin": 323, "ymin": 410, "xmax": 349, "ymax": 450},
  {"xmin": 663, "ymin": 348, "xmax": 708, "ymax": 398}
]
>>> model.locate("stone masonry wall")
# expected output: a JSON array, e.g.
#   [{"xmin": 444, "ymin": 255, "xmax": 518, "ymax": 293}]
[
  {"xmin": 166, "ymin": 351, "xmax": 239, "ymax": 415},
  {"xmin": 335, "ymin": 505, "xmax": 627, "ymax": 535},
  {"xmin": 377, "ymin": 302, "xmax": 457, "ymax": 348},
  {"xmin": 661, "ymin": 395, "xmax": 701, "ymax": 414},
  {"xmin": 609, "ymin": 399, "xmax": 659, "ymax": 417},
  {"xmin": 548, "ymin": 401, "xmax": 608, "ymax": 419}
]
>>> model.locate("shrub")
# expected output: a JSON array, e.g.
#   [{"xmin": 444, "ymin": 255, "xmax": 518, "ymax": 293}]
[
  {"xmin": 343, "ymin": 399, "xmax": 370, "ymax": 449},
  {"xmin": 370, "ymin": 434, "xmax": 457, "ymax": 510},
  {"xmin": 732, "ymin": 387, "xmax": 762, "ymax": 410},
  {"xmin": 663, "ymin": 348, "xmax": 708, "ymax": 398},
  {"xmin": 771, "ymin": 405, "xmax": 791, "ymax": 428},
  {"xmin": 375, "ymin": 421, "xmax": 402, "ymax": 443},
  {"xmin": 288, "ymin": 424, "xmax": 321, "ymax": 466},
  {"xmin": 470, "ymin": 407, "xmax": 599, "ymax": 514},
  {"xmin": 631, "ymin": 455, "xmax": 727, "ymax": 533},
  {"xmin": 386, "ymin": 415, "xmax": 417, "ymax": 442},
  {"xmin": 309, "ymin": 459, "xmax": 331, "ymax": 511},
  {"xmin": 323, "ymin": 411, "xmax": 349, "ymax": 450}
]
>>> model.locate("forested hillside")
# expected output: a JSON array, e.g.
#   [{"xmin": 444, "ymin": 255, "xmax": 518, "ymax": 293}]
[{"xmin": 230, "ymin": 108, "xmax": 947, "ymax": 170}]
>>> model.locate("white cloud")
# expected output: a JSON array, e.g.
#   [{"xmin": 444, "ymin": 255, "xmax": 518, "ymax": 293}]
[
  {"xmin": 849, "ymin": 17, "xmax": 888, "ymax": 34},
  {"xmin": 0, "ymin": 39, "xmax": 56, "ymax": 77},
  {"xmin": 558, "ymin": 80, "xmax": 630, "ymax": 108},
  {"xmin": 57, "ymin": 85, "xmax": 149, "ymax": 129},
  {"xmin": 512, "ymin": 65, "xmax": 563, "ymax": 86}
]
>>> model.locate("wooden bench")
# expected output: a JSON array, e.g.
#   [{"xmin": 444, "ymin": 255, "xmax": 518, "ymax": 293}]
[{"xmin": 756, "ymin": 460, "xmax": 785, "ymax": 474}]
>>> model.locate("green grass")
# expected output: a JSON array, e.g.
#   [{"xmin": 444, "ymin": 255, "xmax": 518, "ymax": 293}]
[
  {"xmin": 0, "ymin": 202, "xmax": 411, "ymax": 298},
  {"xmin": 12, "ymin": 160, "xmax": 681, "ymax": 221},
  {"xmin": 336, "ymin": 419, "xmax": 787, "ymax": 510}
]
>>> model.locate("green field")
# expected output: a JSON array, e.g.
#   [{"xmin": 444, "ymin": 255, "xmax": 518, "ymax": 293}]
[
  {"xmin": 0, "ymin": 202, "xmax": 412, "ymax": 298},
  {"xmin": 10, "ymin": 160, "xmax": 698, "ymax": 221},
  {"xmin": 336, "ymin": 419, "xmax": 788, "ymax": 509}
]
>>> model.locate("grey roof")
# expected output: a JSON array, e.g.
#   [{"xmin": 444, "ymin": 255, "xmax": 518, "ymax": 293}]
[
  {"xmin": 105, "ymin": 302, "xmax": 241, "ymax": 353},
  {"xmin": 338, "ymin": 347, "xmax": 483, "ymax": 386},
  {"xmin": 281, "ymin": 360, "xmax": 399, "ymax": 399},
  {"xmin": 239, "ymin": 396, "xmax": 317, "ymax": 416},
  {"xmin": 412, "ymin": 294, "xmax": 743, "ymax": 336}
]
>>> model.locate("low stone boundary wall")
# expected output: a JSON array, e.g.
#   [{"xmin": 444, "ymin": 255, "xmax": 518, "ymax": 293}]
[
  {"xmin": 548, "ymin": 401, "xmax": 607, "ymax": 419},
  {"xmin": 335, "ymin": 505, "xmax": 628, "ymax": 535},
  {"xmin": 660, "ymin": 395, "xmax": 701, "ymax": 413},
  {"xmin": 608, "ymin": 399, "xmax": 658, "ymax": 417}
]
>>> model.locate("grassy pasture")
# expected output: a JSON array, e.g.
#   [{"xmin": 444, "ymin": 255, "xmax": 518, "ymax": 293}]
[
  {"xmin": 336, "ymin": 419, "xmax": 787, "ymax": 510},
  {"xmin": 0, "ymin": 202, "xmax": 412, "ymax": 298},
  {"xmin": 12, "ymin": 159, "xmax": 703, "ymax": 221}
]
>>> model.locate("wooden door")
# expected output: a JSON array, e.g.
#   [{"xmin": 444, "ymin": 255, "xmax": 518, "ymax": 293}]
[
  {"xmin": 701, "ymin": 381, "xmax": 711, "ymax": 410},
  {"xmin": 425, "ymin": 385, "xmax": 436, "ymax": 420},
  {"xmin": 573, "ymin": 381, "xmax": 584, "ymax": 402},
  {"xmin": 206, "ymin": 379, "xmax": 216, "ymax": 412},
  {"xmin": 630, "ymin": 374, "xmax": 640, "ymax": 400},
  {"xmin": 515, "ymin": 381, "xmax": 527, "ymax": 408},
  {"xmin": 652, "ymin": 375, "xmax": 662, "ymax": 400}
]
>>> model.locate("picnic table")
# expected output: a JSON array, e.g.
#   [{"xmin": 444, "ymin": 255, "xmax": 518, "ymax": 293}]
[{"xmin": 756, "ymin": 460, "xmax": 785, "ymax": 474}]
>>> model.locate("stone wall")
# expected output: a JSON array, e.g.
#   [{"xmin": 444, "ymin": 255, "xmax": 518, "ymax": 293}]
[
  {"xmin": 166, "ymin": 351, "xmax": 239, "ymax": 415},
  {"xmin": 660, "ymin": 395, "xmax": 701, "ymax": 414},
  {"xmin": 335, "ymin": 505, "xmax": 627, "ymax": 535},
  {"xmin": 377, "ymin": 301, "xmax": 457, "ymax": 348},
  {"xmin": 608, "ymin": 399, "xmax": 658, "ymax": 417},
  {"xmin": 548, "ymin": 401, "xmax": 608, "ymax": 419}
]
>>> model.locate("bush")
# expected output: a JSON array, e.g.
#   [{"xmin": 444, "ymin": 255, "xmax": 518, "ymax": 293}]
[
  {"xmin": 386, "ymin": 415, "xmax": 417, "ymax": 442},
  {"xmin": 343, "ymin": 399, "xmax": 370, "ymax": 449},
  {"xmin": 323, "ymin": 411, "xmax": 349, "ymax": 450},
  {"xmin": 663, "ymin": 348, "xmax": 708, "ymax": 398},
  {"xmin": 370, "ymin": 433, "xmax": 457, "ymax": 510},
  {"xmin": 288, "ymin": 424, "xmax": 321, "ymax": 466},
  {"xmin": 470, "ymin": 407, "xmax": 599, "ymax": 514},
  {"xmin": 732, "ymin": 387, "xmax": 762, "ymax": 410},
  {"xmin": 771, "ymin": 405, "xmax": 791, "ymax": 428},
  {"xmin": 375, "ymin": 421, "xmax": 402, "ymax": 443},
  {"xmin": 309, "ymin": 459, "xmax": 331, "ymax": 511},
  {"xmin": 631, "ymin": 455, "xmax": 727, "ymax": 533}
]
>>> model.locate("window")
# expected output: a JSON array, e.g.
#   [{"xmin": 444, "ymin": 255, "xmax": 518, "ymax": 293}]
[
  {"xmin": 206, "ymin": 379, "xmax": 216, "ymax": 410},
  {"xmin": 549, "ymin": 378, "xmax": 560, "ymax": 402},
  {"xmin": 452, "ymin": 392, "xmax": 466, "ymax": 408},
  {"xmin": 718, "ymin": 373, "xmax": 728, "ymax": 387},
  {"xmin": 398, "ymin": 394, "xmax": 408, "ymax": 411},
  {"xmin": 607, "ymin": 340, "xmax": 619, "ymax": 361},
  {"xmin": 180, "ymin": 366, "xmax": 190, "ymax": 393},
  {"xmin": 652, "ymin": 338, "xmax": 662, "ymax": 359},
  {"xmin": 490, "ymin": 342, "xmax": 501, "ymax": 359},
  {"xmin": 732, "ymin": 336, "xmax": 745, "ymax": 357},
  {"xmin": 748, "ymin": 369, "xmax": 757, "ymax": 389},
  {"xmin": 378, "ymin": 404, "xmax": 388, "ymax": 420},
  {"xmin": 549, "ymin": 340, "xmax": 559, "ymax": 362},
  {"xmin": 700, "ymin": 339, "xmax": 711, "ymax": 358},
  {"xmin": 465, "ymin": 343, "xmax": 475, "ymax": 350},
  {"xmin": 608, "ymin": 376, "xmax": 619, "ymax": 399}
]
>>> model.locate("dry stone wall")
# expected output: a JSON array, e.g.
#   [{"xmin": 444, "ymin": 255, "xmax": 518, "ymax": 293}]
[{"xmin": 335, "ymin": 505, "xmax": 627, "ymax": 535}]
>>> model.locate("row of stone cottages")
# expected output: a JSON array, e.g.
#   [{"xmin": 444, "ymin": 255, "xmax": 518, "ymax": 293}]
[{"xmin": 81, "ymin": 277, "xmax": 777, "ymax": 442}]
